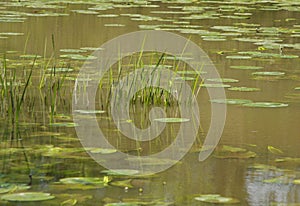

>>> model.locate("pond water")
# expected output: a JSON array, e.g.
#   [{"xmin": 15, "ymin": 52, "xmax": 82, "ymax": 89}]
[{"xmin": 1, "ymin": 0, "xmax": 300, "ymax": 205}]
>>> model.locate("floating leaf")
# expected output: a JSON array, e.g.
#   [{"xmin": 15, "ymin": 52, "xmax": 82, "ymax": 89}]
[
  {"xmin": 226, "ymin": 55, "xmax": 252, "ymax": 60},
  {"xmin": 49, "ymin": 122, "xmax": 79, "ymax": 127},
  {"xmin": 248, "ymin": 163, "xmax": 279, "ymax": 171},
  {"xmin": 268, "ymin": 146, "xmax": 284, "ymax": 155},
  {"xmin": 228, "ymin": 87, "xmax": 260, "ymax": 92},
  {"xmin": 221, "ymin": 145, "xmax": 247, "ymax": 153},
  {"xmin": 59, "ymin": 177, "xmax": 110, "ymax": 189},
  {"xmin": 1, "ymin": 192, "xmax": 55, "ymax": 202},
  {"xmin": 101, "ymin": 169, "xmax": 140, "ymax": 176},
  {"xmin": 47, "ymin": 67, "xmax": 74, "ymax": 72},
  {"xmin": 243, "ymin": 102, "xmax": 288, "ymax": 108},
  {"xmin": 0, "ymin": 184, "xmax": 30, "ymax": 194},
  {"xmin": 153, "ymin": 118, "xmax": 190, "ymax": 123},
  {"xmin": 200, "ymin": 83, "xmax": 231, "ymax": 88},
  {"xmin": 207, "ymin": 78, "xmax": 239, "ymax": 83},
  {"xmin": 275, "ymin": 157, "xmax": 300, "ymax": 163},
  {"xmin": 74, "ymin": 110, "xmax": 105, "ymax": 114},
  {"xmin": 210, "ymin": 99, "xmax": 253, "ymax": 105},
  {"xmin": 89, "ymin": 148, "xmax": 117, "ymax": 154},
  {"xmin": 110, "ymin": 179, "xmax": 134, "ymax": 188},
  {"xmin": 60, "ymin": 49, "xmax": 87, "ymax": 53},
  {"xmin": 195, "ymin": 194, "xmax": 240, "ymax": 204},
  {"xmin": 215, "ymin": 151, "xmax": 257, "ymax": 159},
  {"xmin": 61, "ymin": 198, "xmax": 77, "ymax": 206},
  {"xmin": 230, "ymin": 65, "xmax": 263, "ymax": 70},
  {"xmin": 252, "ymin": 71, "xmax": 285, "ymax": 76},
  {"xmin": 263, "ymin": 176, "xmax": 292, "ymax": 184}
]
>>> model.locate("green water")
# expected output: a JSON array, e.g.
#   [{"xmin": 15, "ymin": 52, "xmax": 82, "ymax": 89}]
[{"xmin": 0, "ymin": 0, "xmax": 300, "ymax": 205}]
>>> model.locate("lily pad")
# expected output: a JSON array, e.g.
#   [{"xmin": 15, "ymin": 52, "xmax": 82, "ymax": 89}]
[
  {"xmin": 60, "ymin": 49, "xmax": 87, "ymax": 53},
  {"xmin": 230, "ymin": 65, "xmax": 263, "ymax": 70},
  {"xmin": 268, "ymin": 146, "xmax": 284, "ymax": 155},
  {"xmin": 0, "ymin": 184, "xmax": 30, "ymax": 194},
  {"xmin": 195, "ymin": 194, "xmax": 240, "ymax": 204},
  {"xmin": 47, "ymin": 67, "xmax": 74, "ymax": 72},
  {"xmin": 226, "ymin": 55, "xmax": 252, "ymax": 60},
  {"xmin": 101, "ymin": 169, "xmax": 140, "ymax": 176},
  {"xmin": 252, "ymin": 71, "xmax": 285, "ymax": 76},
  {"xmin": 228, "ymin": 87, "xmax": 260, "ymax": 92},
  {"xmin": 74, "ymin": 110, "xmax": 105, "ymax": 114},
  {"xmin": 210, "ymin": 99, "xmax": 253, "ymax": 105},
  {"xmin": 59, "ymin": 177, "xmax": 110, "ymax": 187},
  {"xmin": 110, "ymin": 179, "xmax": 134, "ymax": 188},
  {"xmin": 153, "ymin": 118, "xmax": 190, "ymax": 123},
  {"xmin": 200, "ymin": 83, "xmax": 231, "ymax": 88},
  {"xmin": 89, "ymin": 148, "xmax": 117, "ymax": 154},
  {"xmin": 49, "ymin": 122, "xmax": 79, "ymax": 127},
  {"xmin": 207, "ymin": 78, "xmax": 239, "ymax": 83},
  {"xmin": 263, "ymin": 176, "xmax": 292, "ymax": 184},
  {"xmin": 243, "ymin": 102, "xmax": 288, "ymax": 108},
  {"xmin": 1, "ymin": 192, "xmax": 55, "ymax": 202}
]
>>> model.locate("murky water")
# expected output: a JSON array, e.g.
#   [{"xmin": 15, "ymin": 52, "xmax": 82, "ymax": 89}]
[{"xmin": 1, "ymin": 0, "xmax": 300, "ymax": 205}]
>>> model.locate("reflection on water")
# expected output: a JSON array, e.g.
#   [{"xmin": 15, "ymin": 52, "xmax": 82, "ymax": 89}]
[
  {"xmin": 0, "ymin": 0, "xmax": 300, "ymax": 205},
  {"xmin": 246, "ymin": 167, "xmax": 300, "ymax": 205}
]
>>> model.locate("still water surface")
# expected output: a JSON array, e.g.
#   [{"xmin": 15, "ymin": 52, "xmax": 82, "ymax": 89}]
[{"xmin": 0, "ymin": 0, "xmax": 300, "ymax": 205}]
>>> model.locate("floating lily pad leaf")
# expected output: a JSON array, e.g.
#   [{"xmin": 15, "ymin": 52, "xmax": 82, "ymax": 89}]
[
  {"xmin": 252, "ymin": 71, "xmax": 285, "ymax": 76},
  {"xmin": 221, "ymin": 145, "xmax": 247, "ymax": 153},
  {"xmin": 293, "ymin": 179, "xmax": 300, "ymax": 184},
  {"xmin": 0, "ymin": 184, "xmax": 30, "ymax": 194},
  {"xmin": 60, "ymin": 49, "xmax": 87, "ymax": 53},
  {"xmin": 105, "ymin": 201, "xmax": 173, "ymax": 206},
  {"xmin": 61, "ymin": 198, "xmax": 77, "ymax": 206},
  {"xmin": 176, "ymin": 70, "xmax": 206, "ymax": 75},
  {"xmin": 163, "ymin": 56, "xmax": 193, "ymax": 61},
  {"xmin": 1, "ymin": 192, "xmax": 55, "ymax": 202},
  {"xmin": 0, "ymin": 32, "xmax": 24, "ymax": 36},
  {"xmin": 200, "ymin": 83, "xmax": 231, "ymax": 88},
  {"xmin": 248, "ymin": 163, "xmax": 279, "ymax": 171},
  {"xmin": 207, "ymin": 78, "xmax": 239, "ymax": 83},
  {"xmin": 110, "ymin": 179, "xmax": 134, "ymax": 188},
  {"xmin": 60, "ymin": 54, "xmax": 97, "ymax": 60},
  {"xmin": 268, "ymin": 146, "xmax": 284, "ymax": 155},
  {"xmin": 101, "ymin": 169, "xmax": 140, "ymax": 176},
  {"xmin": 214, "ymin": 151, "xmax": 257, "ymax": 159},
  {"xmin": 104, "ymin": 24, "xmax": 125, "ymax": 27},
  {"xmin": 210, "ymin": 99, "xmax": 253, "ymax": 105},
  {"xmin": 153, "ymin": 118, "xmax": 190, "ymax": 123},
  {"xmin": 243, "ymin": 102, "xmax": 288, "ymax": 108},
  {"xmin": 226, "ymin": 55, "xmax": 252, "ymax": 59},
  {"xmin": 97, "ymin": 14, "xmax": 118, "ymax": 18},
  {"xmin": 263, "ymin": 176, "xmax": 294, "ymax": 184},
  {"xmin": 60, "ymin": 177, "xmax": 108, "ymax": 185},
  {"xmin": 104, "ymin": 203, "xmax": 142, "ymax": 206},
  {"xmin": 230, "ymin": 65, "xmax": 263, "ymax": 70},
  {"xmin": 89, "ymin": 148, "xmax": 117, "ymax": 154},
  {"xmin": 275, "ymin": 157, "xmax": 300, "ymax": 163},
  {"xmin": 228, "ymin": 87, "xmax": 260, "ymax": 92},
  {"xmin": 80, "ymin": 47, "xmax": 101, "ymax": 51},
  {"xmin": 74, "ymin": 110, "xmax": 105, "ymax": 114},
  {"xmin": 72, "ymin": 10, "xmax": 98, "ymax": 15},
  {"xmin": 49, "ymin": 122, "xmax": 79, "ymax": 127},
  {"xmin": 195, "ymin": 194, "xmax": 240, "ymax": 204}
]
